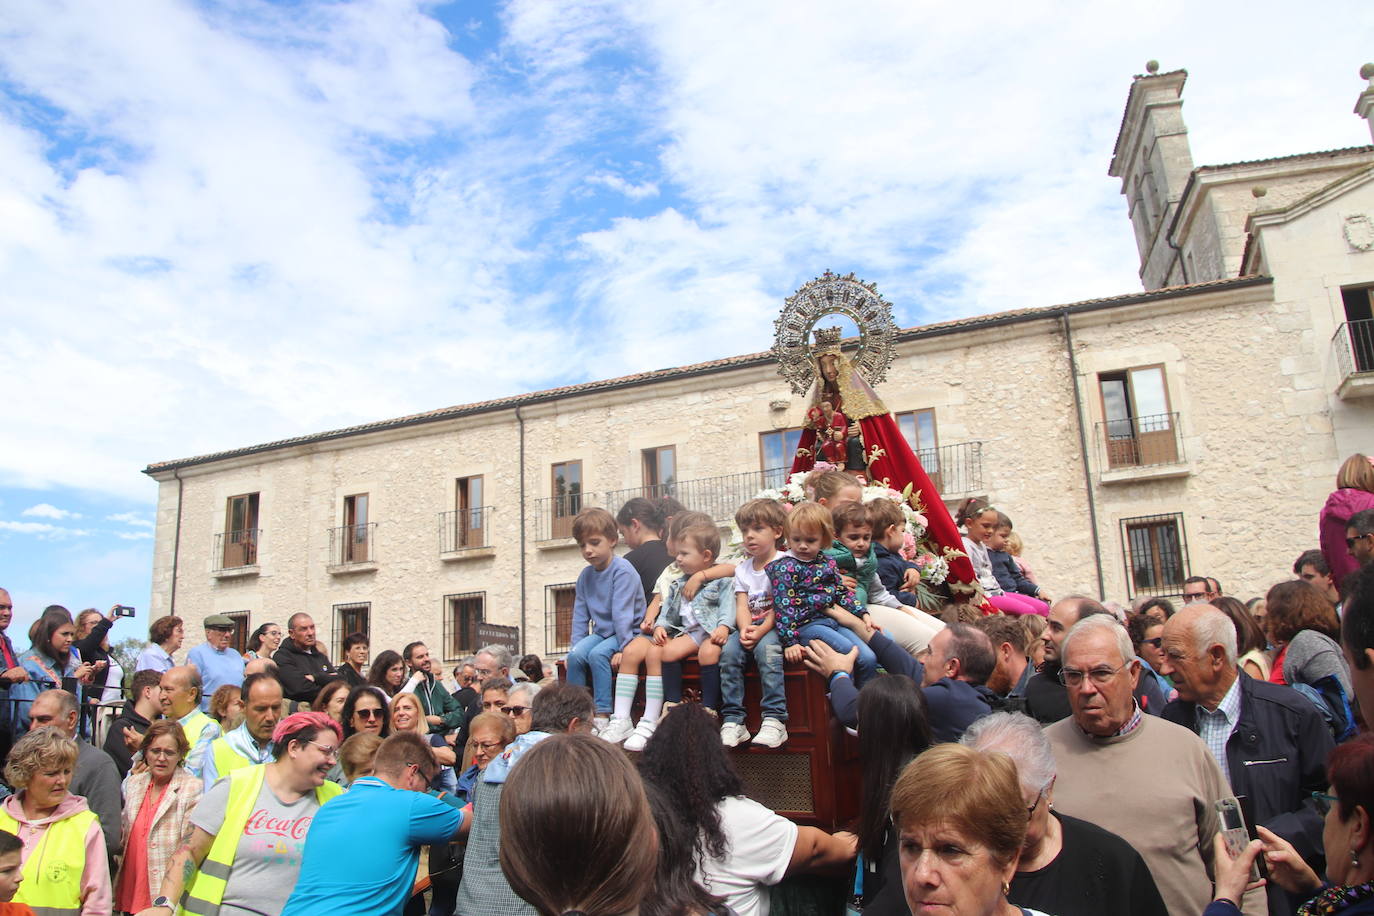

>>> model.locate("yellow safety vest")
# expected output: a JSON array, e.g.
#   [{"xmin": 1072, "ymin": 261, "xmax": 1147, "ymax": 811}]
[
  {"xmin": 0, "ymin": 806, "xmax": 98, "ymax": 916},
  {"xmin": 179, "ymin": 710, "xmax": 216, "ymax": 751},
  {"xmin": 208, "ymin": 738, "xmax": 254, "ymax": 783},
  {"xmin": 179, "ymin": 765, "xmax": 342, "ymax": 916}
]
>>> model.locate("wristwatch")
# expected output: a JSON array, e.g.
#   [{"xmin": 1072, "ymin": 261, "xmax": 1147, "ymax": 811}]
[{"xmin": 152, "ymin": 896, "xmax": 173, "ymax": 911}]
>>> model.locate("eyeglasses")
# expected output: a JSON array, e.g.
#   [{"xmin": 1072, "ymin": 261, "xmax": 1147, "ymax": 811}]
[
  {"xmin": 474, "ymin": 740, "xmax": 505, "ymax": 753},
  {"xmin": 1346, "ymin": 534, "xmax": 1373, "ymax": 549},
  {"xmin": 146, "ymin": 747, "xmax": 180, "ymax": 759},
  {"xmin": 1059, "ymin": 661, "xmax": 1130, "ymax": 687},
  {"xmin": 503, "ymin": 706, "xmax": 529, "ymax": 718},
  {"xmin": 1141, "ymin": 637, "xmax": 1163, "ymax": 648},
  {"xmin": 1182, "ymin": 593, "xmax": 1207, "ymax": 603},
  {"xmin": 354, "ymin": 708, "xmax": 384, "ymax": 721},
  {"xmin": 1311, "ymin": 791, "xmax": 1341, "ymax": 816},
  {"xmin": 308, "ymin": 740, "xmax": 338, "ymax": 759},
  {"xmin": 474, "ymin": 667, "xmax": 495, "ymax": 679}
]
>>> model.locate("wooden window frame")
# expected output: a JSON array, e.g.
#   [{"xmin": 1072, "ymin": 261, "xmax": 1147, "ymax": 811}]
[
  {"xmin": 443, "ymin": 592, "xmax": 485, "ymax": 661},
  {"xmin": 331, "ymin": 602, "xmax": 371, "ymax": 662},
  {"xmin": 1097, "ymin": 364, "xmax": 1178, "ymax": 468},
  {"xmin": 1120, "ymin": 513, "xmax": 1190, "ymax": 599},
  {"xmin": 224, "ymin": 611, "xmax": 251, "ymax": 657}
]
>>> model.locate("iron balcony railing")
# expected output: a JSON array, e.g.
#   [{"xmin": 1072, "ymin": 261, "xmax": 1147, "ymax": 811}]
[
  {"xmin": 602, "ymin": 469, "xmax": 788, "ymax": 524},
  {"xmin": 214, "ymin": 528, "xmax": 259, "ymax": 571},
  {"xmin": 532, "ymin": 492, "xmax": 594, "ymax": 542},
  {"xmin": 1095, "ymin": 412, "xmax": 1184, "ymax": 470},
  {"xmin": 1334, "ymin": 319, "xmax": 1374, "ymax": 379},
  {"xmin": 440, "ymin": 506, "xmax": 494, "ymax": 553},
  {"xmin": 916, "ymin": 441, "xmax": 984, "ymax": 496},
  {"xmin": 329, "ymin": 522, "xmax": 376, "ymax": 565}
]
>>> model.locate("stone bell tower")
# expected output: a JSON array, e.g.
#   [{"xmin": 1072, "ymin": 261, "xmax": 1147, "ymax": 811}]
[{"xmin": 1108, "ymin": 62, "xmax": 1197, "ymax": 291}]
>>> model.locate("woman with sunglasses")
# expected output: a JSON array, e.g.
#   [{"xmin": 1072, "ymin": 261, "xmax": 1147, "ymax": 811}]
[
  {"xmin": 341, "ymin": 685, "xmax": 392, "ymax": 741},
  {"xmin": 1128, "ymin": 614, "xmax": 1175, "ymax": 702},
  {"xmin": 1211, "ymin": 732, "xmax": 1374, "ymax": 915},
  {"xmin": 505, "ymin": 682, "xmax": 541, "ymax": 736}
]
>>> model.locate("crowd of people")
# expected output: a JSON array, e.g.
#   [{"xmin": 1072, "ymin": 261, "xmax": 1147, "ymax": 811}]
[{"xmin": 0, "ymin": 454, "xmax": 1372, "ymax": 916}]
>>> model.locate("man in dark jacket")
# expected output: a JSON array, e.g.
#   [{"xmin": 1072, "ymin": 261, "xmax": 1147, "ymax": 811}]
[
  {"xmin": 805, "ymin": 624, "xmax": 993, "ymax": 742},
  {"xmin": 401, "ymin": 642, "xmax": 464, "ymax": 734},
  {"xmin": 273, "ymin": 613, "xmax": 339, "ymax": 703},
  {"xmin": 1160, "ymin": 605, "xmax": 1333, "ymax": 916},
  {"xmin": 103, "ymin": 668, "xmax": 163, "ymax": 777}
]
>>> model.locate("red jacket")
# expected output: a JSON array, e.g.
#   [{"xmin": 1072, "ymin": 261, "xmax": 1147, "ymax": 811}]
[{"xmin": 1319, "ymin": 487, "xmax": 1374, "ymax": 592}]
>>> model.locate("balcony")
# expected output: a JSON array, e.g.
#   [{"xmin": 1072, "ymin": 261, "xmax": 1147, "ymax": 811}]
[
  {"xmin": 532, "ymin": 493, "xmax": 593, "ymax": 544},
  {"xmin": 439, "ymin": 507, "xmax": 495, "ymax": 560},
  {"xmin": 602, "ymin": 469, "xmax": 784, "ymax": 525},
  {"xmin": 1095, "ymin": 412, "xmax": 1189, "ymax": 484},
  {"xmin": 328, "ymin": 522, "xmax": 377, "ymax": 574},
  {"xmin": 1334, "ymin": 320, "xmax": 1374, "ymax": 399},
  {"xmin": 917, "ymin": 441, "xmax": 984, "ymax": 497},
  {"xmin": 213, "ymin": 528, "xmax": 260, "ymax": 577}
]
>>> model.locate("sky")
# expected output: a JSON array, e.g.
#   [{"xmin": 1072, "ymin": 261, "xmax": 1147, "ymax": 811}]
[{"xmin": 2, "ymin": 0, "xmax": 1373, "ymax": 639}]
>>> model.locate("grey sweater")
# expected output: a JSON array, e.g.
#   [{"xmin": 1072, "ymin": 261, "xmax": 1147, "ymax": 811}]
[
  {"xmin": 1283, "ymin": 629, "xmax": 1352, "ymax": 698},
  {"xmin": 74, "ymin": 740, "xmax": 123, "ymax": 856}
]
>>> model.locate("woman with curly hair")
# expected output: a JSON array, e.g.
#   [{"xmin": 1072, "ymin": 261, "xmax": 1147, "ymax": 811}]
[
  {"xmin": 367, "ymin": 650, "xmax": 407, "ymax": 698},
  {"xmin": 1265, "ymin": 580, "xmax": 1349, "ymax": 695},
  {"xmin": 0, "ymin": 728, "xmax": 110, "ymax": 916},
  {"xmin": 638, "ymin": 704, "xmax": 856, "ymax": 916}
]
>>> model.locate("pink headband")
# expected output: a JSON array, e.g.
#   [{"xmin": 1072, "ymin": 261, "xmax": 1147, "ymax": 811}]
[{"xmin": 271, "ymin": 710, "xmax": 342, "ymax": 746}]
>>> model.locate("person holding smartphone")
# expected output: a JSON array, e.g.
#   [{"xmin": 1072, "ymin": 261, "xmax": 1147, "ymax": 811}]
[{"xmin": 73, "ymin": 606, "xmax": 127, "ymax": 709}]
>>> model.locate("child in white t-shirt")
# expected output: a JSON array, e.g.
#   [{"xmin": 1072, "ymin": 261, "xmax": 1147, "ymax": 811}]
[{"xmin": 719, "ymin": 499, "xmax": 789, "ymax": 749}]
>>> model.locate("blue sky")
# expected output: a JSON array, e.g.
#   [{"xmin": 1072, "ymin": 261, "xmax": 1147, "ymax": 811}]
[{"xmin": 2, "ymin": 0, "xmax": 1373, "ymax": 639}]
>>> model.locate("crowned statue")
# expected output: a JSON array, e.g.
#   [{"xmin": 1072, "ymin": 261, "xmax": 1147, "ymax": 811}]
[{"xmin": 770, "ymin": 272, "xmax": 982, "ymax": 605}]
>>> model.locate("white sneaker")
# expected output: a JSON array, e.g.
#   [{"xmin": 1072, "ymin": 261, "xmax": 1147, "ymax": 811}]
[
  {"xmin": 752, "ymin": 717, "xmax": 788, "ymax": 748},
  {"xmin": 598, "ymin": 716, "xmax": 634, "ymax": 745},
  {"xmin": 622, "ymin": 718, "xmax": 658, "ymax": 752},
  {"xmin": 720, "ymin": 721, "xmax": 751, "ymax": 747},
  {"xmin": 593, "ymin": 716, "xmax": 609, "ymax": 735}
]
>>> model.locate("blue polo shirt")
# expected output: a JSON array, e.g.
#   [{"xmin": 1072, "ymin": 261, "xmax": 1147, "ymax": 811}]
[
  {"xmin": 186, "ymin": 642, "xmax": 245, "ymax": 711},
  {"xmin": 282, "ymin": 777, "xmax": 464, "ymax": 916}
]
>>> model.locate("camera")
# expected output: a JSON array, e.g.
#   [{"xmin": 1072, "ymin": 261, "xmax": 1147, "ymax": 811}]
[{"xmin": 114, "ymin": 605, "xmax": 136, "ymax": 617}]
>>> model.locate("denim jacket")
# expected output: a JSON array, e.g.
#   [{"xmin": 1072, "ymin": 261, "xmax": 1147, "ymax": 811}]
[{"xmin": 660, "ymin": 575, "xmax": 737, "ymax": 636}]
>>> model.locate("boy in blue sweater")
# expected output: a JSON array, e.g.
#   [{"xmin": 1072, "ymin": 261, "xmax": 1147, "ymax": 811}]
[{"xmin": 566, "ymin": 507, "xmax": 646, "ymax": 731}]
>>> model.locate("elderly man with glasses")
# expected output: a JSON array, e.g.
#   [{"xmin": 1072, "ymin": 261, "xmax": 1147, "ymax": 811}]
[
  {"xmin": 1046, "ymin": 615, "xmax": 1263, "ymax": 916},
  {"xmin": 1160, "ymin": 605, "xmax": 1333, "ymax": 915}
]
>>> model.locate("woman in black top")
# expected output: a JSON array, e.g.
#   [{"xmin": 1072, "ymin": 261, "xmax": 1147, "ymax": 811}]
[{"xmin": 616, "ymin": 496, "xmax": 681, "ymax": 602}]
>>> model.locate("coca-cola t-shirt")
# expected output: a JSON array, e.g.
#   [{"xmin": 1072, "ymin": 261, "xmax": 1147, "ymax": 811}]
[{"xmin": 190, "ymin": 776, "xmax": 325, "ymax": 916}]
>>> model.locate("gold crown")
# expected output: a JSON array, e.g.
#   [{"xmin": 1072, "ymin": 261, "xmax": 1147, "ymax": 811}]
[{"xmin": 813, "ymin": 326, "xmax": 843, "ymax": 353}]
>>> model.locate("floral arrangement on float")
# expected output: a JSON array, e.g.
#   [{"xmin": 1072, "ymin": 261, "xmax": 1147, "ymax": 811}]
[{"xmin": 753, "ymin": 465, "xmax": 962, "ymax": 610}]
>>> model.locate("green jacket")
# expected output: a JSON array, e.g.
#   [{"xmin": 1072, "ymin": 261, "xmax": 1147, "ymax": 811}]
[
  {"xmin": 413, "ymin": 672, "xmax": 464, "ymax": 733},
  {"xmin": 824, "ymin": 541, "xmax": 881, "ymax": 606}
]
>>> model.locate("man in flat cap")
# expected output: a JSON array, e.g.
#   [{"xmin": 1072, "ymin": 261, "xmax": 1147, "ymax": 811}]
[{"xmin": 188, "ymin": 614, "xmax": 245, "ymax": 712}]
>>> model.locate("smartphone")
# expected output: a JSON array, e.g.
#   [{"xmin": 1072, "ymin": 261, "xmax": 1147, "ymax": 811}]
[
  {"xmin": 1216, "ymin": 795, "xmax": 1264, "ymax": 881},
  {"xmin": 114, "ymin": 605, "xmax": 136, "ymax": 617}
]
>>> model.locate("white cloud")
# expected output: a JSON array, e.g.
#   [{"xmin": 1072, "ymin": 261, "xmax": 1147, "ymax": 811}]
[
  {"xmin": 22, "ymin": 503, "xmax": 82, "ymax": 520},
  {"xmin": 0, "ymin": 521, "xmax": 92, "ymax": 539},
  {"xmin": 115, "ymin": 531, "xmax": 154, "ymax": 541},
  {"xmin": 107, "ymin": 512, "xmax": 154, "ymax": 528},
  {"xmin": 586, "ymin": 173, "xmax": 660, "ymax": 200}
]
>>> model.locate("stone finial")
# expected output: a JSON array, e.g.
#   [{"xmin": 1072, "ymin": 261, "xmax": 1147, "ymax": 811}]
[
  {"xmin": 1146, "ymin": 60, "xmax": 1160, "ymax": 74},
  {"xmin": 1252, "ymin": 186, "xmax": 1267, "ymax": 198},
  {"xmin": 1362, "ymin": 62, "xmax": 1374, "ymax": 81}
]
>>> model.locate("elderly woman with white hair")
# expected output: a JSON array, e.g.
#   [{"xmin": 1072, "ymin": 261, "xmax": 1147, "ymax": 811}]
[
  {"xmin": 505, "ymin": 681, "xmax": 540, "ymax": 735},
  {"xmin": 962, "ymin": 712, "xmax": 1168, "ymax": 916}
]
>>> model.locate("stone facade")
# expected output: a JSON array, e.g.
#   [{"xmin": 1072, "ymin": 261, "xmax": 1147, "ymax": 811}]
[{"xmin": 147, "ymin": 66, "xmax": 1374, "ymax": 663}]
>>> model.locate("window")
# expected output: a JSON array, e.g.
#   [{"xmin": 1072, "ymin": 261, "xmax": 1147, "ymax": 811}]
[
  {"xmin": 1340, "ymin": 286, "xmax": 1374, "ymax": 373},
  {"xmin": 221, "ymin": 493, "xmax": 260, "ymax": 568},
  {"xmin": 895, "ymin": 409, "xmax": 940, "ymax": 483},
  {"xmin": 759, "ymin": 429, "xmax": 802, "ymax": 487},
  {"xmin": 451, "ymin": 476, "xmax": 486, "ymax": 549},
  {"xmin": 1098, "ymin": 366, "xmax": 1178, "ymax": 467},
  {"xmin": 1121, "ymin": 514, "xmax": 1190, "ymax": 598},
  {"xmin": 642, "ymin": 446, "xmax": 676, "ymax": 496},
  {"xmin": 551, "ymin": 461, "xmax": 583, "ymax": 539},
  {"xmin": 332, "ymin": 602, "xmax": 370, "ymax": 661},
  {"xmin": 225, "ymin": 611, "xmax": 251, "ymax": 656},
  {"xmin": 545, "ymin": 583, "xmax": 577, "ymax": 654},
  {"xmin": 443, "ymin": 592, "xmax": 485, "ymax": 660},
  {"xmin": 341, "ymin": 493, "xmax": 371, "ymax": 563}
]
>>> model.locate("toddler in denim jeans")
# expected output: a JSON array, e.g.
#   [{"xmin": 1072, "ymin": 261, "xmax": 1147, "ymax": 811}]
[
  {"xmin": 720, "ymin": 498, "xmax": 790, "ymax": 749},
  {"xmin": 565, "ymin": 507, "xmax": 645, "ymax": 727},
  {"xmin": 769, "ymin": 501, "xmax": 879, "ymax": 686}
]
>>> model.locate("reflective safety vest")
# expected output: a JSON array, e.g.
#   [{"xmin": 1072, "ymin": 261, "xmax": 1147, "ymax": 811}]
[
  {"xmin": 0, "ymin": 806, "xmax": 97, "ymax": 916},
  {"xmin": 179, "ymin": 710, "xmax": 217, "ymax": 754},
  {"xmin": 179, "ymin": 765, "xmax": 342, "ymax": 916},
  {"xmin": 208, "ymin": 738, "xmax": 255, "ymax": 783}
]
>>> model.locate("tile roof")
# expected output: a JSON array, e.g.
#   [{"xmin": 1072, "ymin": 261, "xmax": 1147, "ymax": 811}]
[
  {"xmin": 1196, "ymin": 145, "xmax": 1374, "ymax": 174},
  {"xmin": 144, "ymin": 274, "xmax": 1272, "ymax": 474}
]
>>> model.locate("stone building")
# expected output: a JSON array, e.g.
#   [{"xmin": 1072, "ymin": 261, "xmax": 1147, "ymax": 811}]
[{"xmin": 145, "ymin": 65, "xmax": 1374, "ymax": 664}]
